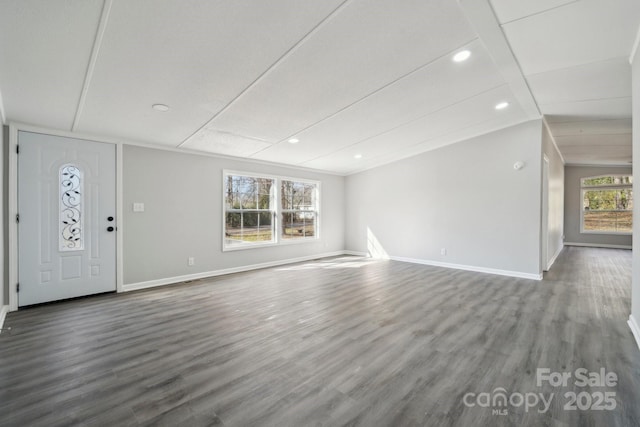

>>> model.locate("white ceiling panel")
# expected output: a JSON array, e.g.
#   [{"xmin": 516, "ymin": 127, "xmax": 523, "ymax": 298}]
[
  {"xmin": 0, "ymin": 0, "xmax": 637, "ymax": 172},
  {"xmin": 346, "ymin": 114, "xmax": 533, "ymax": 174},
  {"xmin": 562, "ymin": 146, "xmax": 632, "ymax": 165},
  {"xmin": 251, "ymin": 39, "xmax": 504, "ymax": 165},
  {"xmin": 489, "ymin": 0, "xmax": 577, "ymax": 24},
  {"xmin": 306, "ymin": 112, "xmax": 530, "ymax": 175},
  {"xmin": 527, "ymin": 57, "xmax": 631, "ymax": 106},
  {"xmin": 548, "ymin": 119, "xmax": 631, "ymax": 136},
  {"xmin": 500, "ymin": 0, "xmax": 640, "ymax": 75},
  {"xmin": 183, "ymin": 129, "xmax": 271, "ymax": 158},
  {"xmin": 554, "ymin": 132, "xmax": 632, "ymax": 165},
  {"xmin": 192, "ymin": 0, "xmax": 477, "ymax": 146},
  {"xmin": 332, "ymin": 85, "xmax": 525, "ymax": 157},
  {"xmin": 0, "ymin": 0, "xmax": 103, "ymax": 129},
  {"xmin": 76, "ymin": 0, "xmax": 345, "ymax": 145},
  {"xmin": 554, "ymin": 133, "xmax": 632, "ymax": 147},
  {"xmin": 539, "ymin": 97, "xmax": 631, "ymax": 120},
  {"xmin": 301, "ymin": 85, "xmax": 528, "ymax": 173}
]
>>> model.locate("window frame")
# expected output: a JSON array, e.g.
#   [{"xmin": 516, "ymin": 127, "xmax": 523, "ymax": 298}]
[
  {"xmin": 579, "ymin": 175, "xmax": 633, "ymax": 236},
  {"xmin": 222, "ymin": 170, "xmax": 320, "ymax": 251},
  {"xmin": 280, "ymin": 177, "xmax": 321, "ymax": 243}
]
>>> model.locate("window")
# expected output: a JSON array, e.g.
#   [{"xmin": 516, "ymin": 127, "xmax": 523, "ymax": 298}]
[
  {"xmin": 224, "ymin": 174, "xmax": 275, "ymax": 248},
  {"xmin": 581, "ymin": 175, "xmax": 633, "ymax": 234},
  {"xmin": 223, "ymin": 172, "xmax": 319, "ymax": 250},
  {"xmin": 281, "ymin": 180, "xmax": 318, "ymax": 240}
]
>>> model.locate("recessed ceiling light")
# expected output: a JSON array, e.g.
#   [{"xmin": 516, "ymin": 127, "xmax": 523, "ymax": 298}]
[
  {"xmin": 453, "ymin": 50, "xmax": 471, "ymax": 62},
  {"xmin": 288, "ymin": 138, "xmax": 299, "ymax": 144},
  {"xmin": 495, "ymin": 101, "xmax": 509, "ymax": 110},
  {"xmin": 354, "ymin": 154, "xmax": 363, "ymax": 159},
  {"xmin": 152, "ymin": 104, "xmax": 170, "ymax": 112}
]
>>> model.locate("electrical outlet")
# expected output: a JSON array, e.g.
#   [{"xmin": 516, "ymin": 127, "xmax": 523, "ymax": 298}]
[
  {"xmin": 133, "ymin": 202, "xmax": 144, "ymax": 212},
  {"xmin": 441, "ymin": 248, "xmax": 447, "ymax": 256},
  {"xmin": 188, "ymin": 257, "xmax": 195, "ymax": 266}
]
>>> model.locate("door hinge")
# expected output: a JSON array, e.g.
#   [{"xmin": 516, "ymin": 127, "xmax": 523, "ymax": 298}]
[
  {"xmin": 16, "ymin": 283, "xmax": 19, "ymax": 293},
  {"xmin": 16, "ymin": 145, "xmax": 19, "ymax": 154},
  {"xmin": 16, "ymin": 213, "xmax": 19, "ymax": 223}
]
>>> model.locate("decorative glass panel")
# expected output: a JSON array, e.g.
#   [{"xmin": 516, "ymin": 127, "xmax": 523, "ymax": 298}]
[{"xmin": 60, "ymin": 165, "xmax": 84, "ymax": 251}]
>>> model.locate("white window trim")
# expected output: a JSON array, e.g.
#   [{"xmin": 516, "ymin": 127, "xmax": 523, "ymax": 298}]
[
  {"xmin": 222, "ymin": 170, "xmax": 320, "ymax": 251},
  {"xmin": 579, "ymin": 176, "xmax": 632, "ymax": 236}
]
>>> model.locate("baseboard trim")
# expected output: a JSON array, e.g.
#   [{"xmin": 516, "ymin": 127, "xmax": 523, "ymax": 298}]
[
  {"xmin": 628, "ymin": 315, "xmax": 640, "ymax": 351},
  {"xmin": 123, "ymin": 251, "xmax": 351, "ymax": 292},
  {"xmin": 343, "ymin": 250, "xmax": 369, "ymax": 257},
  {"xmin": 122, "ymin": 250, "xmax": 543, "ymax": 292},
  {"xmin": 564, "ymin": 242, "xmax": 632, "ymax": 250},
  {"xmin": 389, "ymin": 256, "xmax": 542, "ymax": 280},
  {"xmin": 546, "ymin": 244, "xmax": 564, "ymax": 271},
  {"xmin": 0, "ymin": 305, "xmax": 8, "ymax": 334}
]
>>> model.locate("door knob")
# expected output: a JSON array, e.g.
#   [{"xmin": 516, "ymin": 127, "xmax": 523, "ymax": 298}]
[
  {"xmin": 107, "ymin": 226, "xmax": 114, "ymax": 232},
  {"xmin": 107, "ymin": 216, "xmax": 114, "ymax": 221}
]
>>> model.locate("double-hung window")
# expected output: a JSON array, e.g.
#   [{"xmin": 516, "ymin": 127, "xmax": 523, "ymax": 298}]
[
  {"xmin": 281, "ymin": 180, "xmax": 317, "ymax": 240},
  {"xmin": 581, "ymin": 175, "xmax": 633, "ymax": 234},
  {"xmin": 223, "ymin": 171, "xmax": 319, "ymax": 250},
  {"xmin": 224, "ymin": 174, "xmax": 276, "ymax": 248}
]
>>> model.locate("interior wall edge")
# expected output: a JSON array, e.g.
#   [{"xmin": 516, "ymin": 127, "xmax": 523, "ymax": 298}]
[{"xmin": 546, "ymin": 244, "xmax": 564, "ymax": 271}]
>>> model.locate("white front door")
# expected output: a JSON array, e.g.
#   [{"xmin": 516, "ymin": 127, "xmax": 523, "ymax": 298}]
[{"xmin": 18, "ymin": 131, "xmax": 116, "ymax": 306}]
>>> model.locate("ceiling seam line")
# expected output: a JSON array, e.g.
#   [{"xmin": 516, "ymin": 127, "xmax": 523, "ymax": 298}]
[
  {"xmin": 296, "ymin": 82, "xmax": 509, "ymax": 166},
  {"xmin": 459, "ymin": 0, "xmax": 541, "ymax": 118},
  {"xmin": 248, "ymin": 37, "xmax": 480, "ymax": 159},
  {"xmin": 71, "ymin": 0, "xmax": 113, "ymax": 132},
  {"xmin": 498, "ymin": 0, "xmax": 580, "ymax": 26},
  {"xmin": 491, "ymin": 13, "xmax": 543, "ymax": 118},
  {"xmin": 176, "ymin": 0, "xmax": 353, "ymax": 148}
]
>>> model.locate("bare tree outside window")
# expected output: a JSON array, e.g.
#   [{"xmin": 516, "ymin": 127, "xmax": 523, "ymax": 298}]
[
  {"xmin": 281, "ymin": 180, "xmax": 318, "ymax": 239},
  {"xmin": 225, "ymin": 175, "xmax": 275, "ymax": 246}
]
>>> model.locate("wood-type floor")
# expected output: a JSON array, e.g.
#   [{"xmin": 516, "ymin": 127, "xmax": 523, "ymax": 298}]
[{"xmin": 1, "ymin": 247, "xmax": 639, "ymax": 426}]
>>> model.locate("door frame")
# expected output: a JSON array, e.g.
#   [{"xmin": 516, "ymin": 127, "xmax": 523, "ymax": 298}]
[
  {"xmin": 8, "ymin": 122, "xmax": 124, "ymax": 311},
  {"xmin": 541, "ymin": 154, "xmax": 550, "ymax": 272}
]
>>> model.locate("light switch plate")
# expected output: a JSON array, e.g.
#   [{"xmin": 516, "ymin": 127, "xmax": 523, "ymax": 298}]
[{"xmin": 133, "ymin": 202, "xmax": 145, "ymax": 212}]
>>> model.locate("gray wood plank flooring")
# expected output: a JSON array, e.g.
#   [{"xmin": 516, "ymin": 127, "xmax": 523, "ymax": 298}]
[{"xmin": 1, "ymin": 247, "xmax": 639, "ymax": 426}]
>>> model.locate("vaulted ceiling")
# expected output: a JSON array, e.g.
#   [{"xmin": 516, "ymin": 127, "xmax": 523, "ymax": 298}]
[{"xmin": 0, "ymin": 0, "xmax": 638, "ymax": 174}]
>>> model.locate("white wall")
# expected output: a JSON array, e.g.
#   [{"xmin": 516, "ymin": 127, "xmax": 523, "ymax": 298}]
[
  {"xmin": 563, "ymin": 165, "xmax": 632, "ymax": 248},
  {"xmin": 542, "ymin": 124, "xmax": 564, "ymax": 268},
  {"xmin": 122, "ymin": 145, "xmax": 345, "ymax": 285},
  {"xmin": 631, "ymin": 49, "xmax": 640, "ymax": 341},
  {"xmin": 0, "ymin": 126, "xmax": 4, "ymax": 311},
  {"xmin": 345, "ymin": 120, "xmax": 543, "ymax": 278}
]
